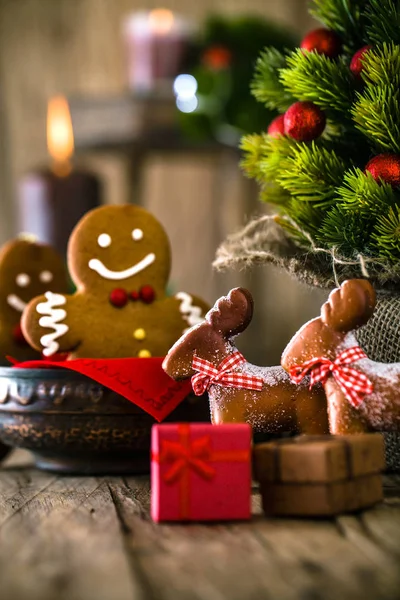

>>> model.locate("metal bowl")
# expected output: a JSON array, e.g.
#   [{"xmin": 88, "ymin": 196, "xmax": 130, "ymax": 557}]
[{"xmin": 0, "ymin": 367, "xmax": 209, "ymax": 474}]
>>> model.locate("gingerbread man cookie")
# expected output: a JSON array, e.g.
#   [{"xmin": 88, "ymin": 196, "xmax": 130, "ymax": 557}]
[
  {"xmin": 22, "ymin": 205, "xmax": 209, "ymax": 359},
  {"xmin": 0, "ymin": 239, "xmax": 69, "ymax": 362}
]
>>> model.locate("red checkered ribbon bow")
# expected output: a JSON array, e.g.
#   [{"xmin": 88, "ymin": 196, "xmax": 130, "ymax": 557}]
[
  {"xmin": 289, "ymin": 346, "xmax": 373, "ymax": 408},
  {"xmin": 191, "ymin": 351, "xmax": 264, "ymax": 396}
]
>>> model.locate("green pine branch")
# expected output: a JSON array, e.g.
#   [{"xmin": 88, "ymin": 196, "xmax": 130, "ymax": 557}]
[
  {"xmin": 251, "ymin": 48, "xmax": 295, "ymax": 112},
  {"xmin": 240, "ymin": 134, "xmax": 271, "ymax": 181},
  {"xmin": 309, "ymin": 0, "xmax": 365, "ymax": 50},
  {"xmin": 352, "ymin": 85, "xmax": 400, "ymax": 153},
  {"xmin": 285, "ymin": 198, "xmax": 326, "ymax": 237},
  {"xmin": 360, "ymin": 43, "xmax": 400, "ymax": 88},
  {"xmin": 276, "ymin": 142, "xmax": 350, "ymax": 206},
  {"xmin": 241, "ymin": 133, "xmax": 298, "ymax": 184},
  {"xmin": 279, "ymin": 49, "xmax": 354, "ymax": 114},
  {"xmin": 364, "ymin": 0, "xmax": 400, "ymax": 45},
  {"xmin": 372, "ymin": 205, "xmax": 400, "ymax": 260},
  {"xmin": 259, "ymin": 183, "xmax": 291, "ymax": 206},
  {"xmin": 335, "ymin": 169, "xmax": 398, "ymax": 214},
  {"xmin": 317, "ymin": 205, "xmax": 373, "ymax": 255}
]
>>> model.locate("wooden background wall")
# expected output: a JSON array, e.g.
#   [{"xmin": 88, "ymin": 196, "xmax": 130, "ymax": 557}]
[{"xmin": 0, "ymin": 0, "xmax": 327, "ymax": 363}]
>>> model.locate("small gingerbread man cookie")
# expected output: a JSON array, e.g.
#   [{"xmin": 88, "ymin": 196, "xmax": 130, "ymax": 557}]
[
  {"xmin": 22, "ymin": 205, "xmax": 209, "ymax": 359},
  {"xmin": 0, "ymin": 239, "xmax": 69, "ymax": 362}
]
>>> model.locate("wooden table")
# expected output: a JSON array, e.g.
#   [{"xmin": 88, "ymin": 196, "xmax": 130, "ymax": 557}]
[{"xmin": 0, "ymin": 451, "xmax": 399, "ymax": 600}]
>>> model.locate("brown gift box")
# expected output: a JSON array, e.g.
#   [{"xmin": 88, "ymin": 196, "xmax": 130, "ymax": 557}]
[{"xmin": 253, "ymin": 434, "xmax": 385, "ymax": 517}]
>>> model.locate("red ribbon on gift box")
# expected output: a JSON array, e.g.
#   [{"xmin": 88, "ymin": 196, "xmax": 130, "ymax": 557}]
[{"xmin": 153, "ymin": 423, "xmax": 250, "ymax": 519}]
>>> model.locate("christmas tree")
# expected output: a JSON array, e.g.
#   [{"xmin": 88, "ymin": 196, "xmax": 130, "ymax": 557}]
[{"xmin": 233, "ymin": 0, "xmax": 400, "ymax": 288}]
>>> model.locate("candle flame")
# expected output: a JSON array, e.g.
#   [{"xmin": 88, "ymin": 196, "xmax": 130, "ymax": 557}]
[
  {"xmin": 47, "ymin": 95, "xmax": 74, "ymax": 176},
  {"xmin": 148, "ymin": 9, "xmax": 174, "ymax": 35}
]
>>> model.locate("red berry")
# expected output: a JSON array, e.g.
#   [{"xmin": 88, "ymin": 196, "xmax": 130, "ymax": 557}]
[
  {"xmin": 350, "ymin": 45, "xmax": 372, "ymax": 78},
  {"xmin": 284, "ymin": 101, "xmax": 326, "ymax": 142},
  {"xmin": 267, "ymin": 114, "xmax": 285, "ymax": 138},
  {"xmin": 300, "ymin": 28, "xmax": 342, "ymax": 59},
  {"xmin": 139, "ymin": 285, "xmax": 156, "ymax": 304},
  {"xmin": 109, "ymin": 288, "xmax": 128, "ymax": 308},
  {"xmin": 365, "ymin": 154, "xmax": 400, "ymax": 187}
]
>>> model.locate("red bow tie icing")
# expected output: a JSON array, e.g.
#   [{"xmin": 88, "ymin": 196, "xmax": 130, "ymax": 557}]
[
  {"xmin": 109, "ymin": 285, "xmax": 155, "ymax": 308},
  {"xmin": 289, "ymin": 346, "xmax": 373, "ymax": 408},
  {"xmin": 191, "ymin": 351, "xmax": 264, "ymax": 396}
]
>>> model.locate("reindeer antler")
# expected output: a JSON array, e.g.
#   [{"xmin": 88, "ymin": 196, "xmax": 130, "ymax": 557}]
[
  {"xmin": 207, "ymin": 287, "xmax": 254, "ymax": 339},
  {"xmin": 321, "ymin": 279, "xmax": 376, "ymax": 332}
]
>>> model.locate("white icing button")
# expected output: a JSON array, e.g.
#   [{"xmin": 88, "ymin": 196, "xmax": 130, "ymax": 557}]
[
  {"xmin": 16, "ymin": 273, "xmax": 30, "ymax": 287},
  {"xmin": 98, "ymin": 233, "xmax": 112, "ymax": 248},
  {"xmin": 132, "ymin": 228, "xmax": 143, "ymax": 241},
  {"xmin": 39, "ymin": 270, "xmax": 53, "ymax": 283}
]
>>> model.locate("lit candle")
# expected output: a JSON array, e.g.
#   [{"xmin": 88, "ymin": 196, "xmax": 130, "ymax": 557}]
[
  {"xmin": 18, "ymin": 95, "xmax": 101, "ymax": 256},
  {"xmin": 122, "ymin": 9, "xmax": 193, "ymax": 92}
]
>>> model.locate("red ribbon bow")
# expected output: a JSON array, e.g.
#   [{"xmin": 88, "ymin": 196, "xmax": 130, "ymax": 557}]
[
  {"xmin": 191, "ymin": 351, "xmax": 264, "ymax": 396},
  {"xmin": 109, "ymin": 285, "xmax": 155, "ymax": 308},
  {"xmin": 289, "ymin": 346, "xmax": 373, "ymax": 408},
  {"xmin": 160, "ymin": 435, "xmax": 216, "ymax": 484}
]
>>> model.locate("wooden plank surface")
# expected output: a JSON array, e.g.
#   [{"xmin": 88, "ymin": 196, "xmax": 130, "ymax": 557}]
[{"xmin": 0, "ymin": 451, "xmax": 399, "ymax": 600}]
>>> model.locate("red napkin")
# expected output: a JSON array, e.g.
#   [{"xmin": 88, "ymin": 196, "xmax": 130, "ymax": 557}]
[{"xmin": 11, "ymin": 357, "xmax": 192, "ymax": 422}]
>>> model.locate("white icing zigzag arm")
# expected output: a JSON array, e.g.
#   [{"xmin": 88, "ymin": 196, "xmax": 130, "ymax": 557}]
[
  {"xmin": 36, "ymin": 292, "xmax": 69, "ymax": 357},
  {"xmin": 176, "ymin": 292, "xmax": 204, "ymax": 332}
]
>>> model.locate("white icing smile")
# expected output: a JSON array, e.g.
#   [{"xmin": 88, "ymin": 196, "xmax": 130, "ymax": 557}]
[
  {"xmin": 7, "ymin": 294, "xmax": 27, "ymax": 313},
  {"xmin": 88, "ymin": 253, "xmax": 156, "ymax": 281}
]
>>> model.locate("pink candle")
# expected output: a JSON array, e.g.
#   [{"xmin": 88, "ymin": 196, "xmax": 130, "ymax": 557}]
[{"xmin": 123, "ymin": 9, "xmax": 193, "ymax": 92}]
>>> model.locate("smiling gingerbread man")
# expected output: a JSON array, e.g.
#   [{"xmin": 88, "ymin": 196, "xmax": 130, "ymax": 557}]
[
  {"xmin": 22, "ymin": 205, "xmax": 209, "ymax": 359},
  {"xmin": 0, "ymin": 238, "xmax": 69, "ymax": 362}
]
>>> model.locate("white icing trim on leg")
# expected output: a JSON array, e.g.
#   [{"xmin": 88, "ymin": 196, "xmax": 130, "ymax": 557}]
[
  {"xmin": 176, "ymin": 292, "xmax": 204, "ymax": 332},
  {"xmin": 36, "ymin": 292, "xmax": 69, "ymax": 356}
]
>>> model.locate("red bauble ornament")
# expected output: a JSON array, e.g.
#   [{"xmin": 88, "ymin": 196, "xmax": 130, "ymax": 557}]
[
  {"xmin": 300, "ymin": 28, "xmax": 342, "ymax": 58},
  {"xmin": 267, "ymin": 114, "xmax": 285, "ymax": 138},
  {"xmin": 350, "ymin": 45, "xmax": 372, "ymax": 78},
  {"xmin": 140, "ymin": 285, "xmax": 156, "ymax": 304},
  {"xmin": 365, "ymin": 154, "xmax": 400, "ymax": 187},
  {"xmin": 109, "ymin": 288, "xmax": 128, "ymax": 308},
  {"xmin": 284, "ymin": 101, "xmax": 326, "ymax": 142},
  {"xmin": 202, "ymin": 46, "xmax": 232, "ymax": 70}
]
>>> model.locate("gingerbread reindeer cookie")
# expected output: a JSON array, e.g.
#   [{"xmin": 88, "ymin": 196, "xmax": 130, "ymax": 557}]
[
  {"xmin": 163, "ymin": 287, "xmax": 328, "ymax": 434},
  {"xmin": 22, "ymin": 205, "xmax": 209, "ymax": 359},
  {"xmin": 0, "ymin": 239, "xmax": 69, "ymax": 362},
  {"xmin": 281, "ymin": 279, "xmax": 400, "ymax": 434}
]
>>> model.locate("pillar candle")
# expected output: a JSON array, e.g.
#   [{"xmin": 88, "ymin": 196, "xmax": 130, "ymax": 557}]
[{"xmin": 17, "ymin": 96, "xmax": 101, "ymax": 256}]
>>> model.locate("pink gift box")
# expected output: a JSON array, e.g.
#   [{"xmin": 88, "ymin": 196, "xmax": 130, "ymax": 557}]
[{"xmin": 151, "ymin": 423, "xmax": 252, "ymax": 522}]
